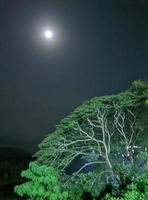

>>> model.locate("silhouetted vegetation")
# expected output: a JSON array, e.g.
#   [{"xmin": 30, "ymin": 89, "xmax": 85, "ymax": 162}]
[{"xmin": 0, "ymin": 147, "xmax": 32, "ymax": 199}]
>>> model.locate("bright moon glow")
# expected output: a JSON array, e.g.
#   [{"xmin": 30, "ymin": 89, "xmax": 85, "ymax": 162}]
[{"xmin": 44, "ymin": 30, "xmax": 53, "ymax": 39}]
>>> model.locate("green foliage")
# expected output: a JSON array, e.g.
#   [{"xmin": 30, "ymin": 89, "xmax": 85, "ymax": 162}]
[
  {"xmin": 104, "ymin": 191, "xmax": 144, "ymax": 200},
  {"xmin": 133, "ymin": 174, "xmax": 148, "ymax": 199},
  {"xmin": 104, "ymin": 174, "xmax": 148, "ymax": 200},
  {"xmin": 113, "ymin": 164, "xmax": 138, "ymax": 186},
  {"xmin": 31, "ymin": 81, "xmax": 148, "ymax": 199},
  {"xmin": 67, "ymin": 172, "xmax": 104, "ymax": 200},
  {"xmin": 14, "ymin": 162, "xmax": 68, "ymax": 200},
  {"xmin": 137, "ymin": 105, "xmax": 148, "ymax": 146},
  {"xmin": 130, "ymin": 80, "xmax": 148, "ymax": 94},
  {"xmin": 16, "ymin": 81, "xmax": 148, "ymax": 200},
  {"xmin": 138, "ymin": 148, "xmax": 148, "ymax": 164},
  {"xmin": 35, "ymin": 81, "xmax": 148, "ymax": 165}
]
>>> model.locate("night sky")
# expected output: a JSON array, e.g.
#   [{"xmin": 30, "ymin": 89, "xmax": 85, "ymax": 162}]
[{"xmin": 0, "ymin": 0, "xmax": 148, "ymax": 153}]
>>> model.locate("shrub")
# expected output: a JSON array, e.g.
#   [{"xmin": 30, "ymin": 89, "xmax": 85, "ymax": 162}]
[{"xmin": 14, "ymin": 162, "xmax": 68, "ymax": 200}]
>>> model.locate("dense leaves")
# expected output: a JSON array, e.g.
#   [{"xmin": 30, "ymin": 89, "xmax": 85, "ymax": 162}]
[
  {"xmin": 14, "ymin": 162, "xmax": 68, "ymax": 200},
  {"xmin": 104, "ymin": 174, "xmax": 148, "ymax": 200}
]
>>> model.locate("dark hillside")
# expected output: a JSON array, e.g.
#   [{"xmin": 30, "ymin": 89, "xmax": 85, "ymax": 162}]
[{"xmin": 0, "ymin": 147, "xmax": 32, "ymax": 199}]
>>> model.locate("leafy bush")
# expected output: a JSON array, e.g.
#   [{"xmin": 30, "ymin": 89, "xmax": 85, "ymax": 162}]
[
  {"xmin": 133, "ymin": 174, "xmax": 148, "ymax": 199},
  {"xmin": 104, "ymin": 174, "xmax": 148, "ymax": 200},
  {"xmin": 14, "ymin": 162, "xmax": 68, "ymax": 200}
]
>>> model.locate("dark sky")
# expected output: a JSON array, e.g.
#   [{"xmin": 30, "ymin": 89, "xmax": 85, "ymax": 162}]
[{"xmin": 0, "ymin": 0, "xmax": 148, "ymax": 153}]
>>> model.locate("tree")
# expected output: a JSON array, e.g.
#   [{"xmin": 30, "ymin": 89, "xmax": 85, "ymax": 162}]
[
  {"xmin": 14, "ymin": 162, "xmax": 68, "ymax": 200},
  {"xmin": 28, "ymin": 81, "xmax": 148, "ymax": 199},
  {"xmin": 39, "ymin": 106, "xmax": 139, "ymax": 189},
  {"xmin": 35, "ymin": 81, "xmax": 148, "ymax": 166}
]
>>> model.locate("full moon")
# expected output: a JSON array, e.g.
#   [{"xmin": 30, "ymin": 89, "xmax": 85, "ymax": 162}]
[{"xmin": 44, "ymin": 30, "xmax": 53, "ymax": 39}]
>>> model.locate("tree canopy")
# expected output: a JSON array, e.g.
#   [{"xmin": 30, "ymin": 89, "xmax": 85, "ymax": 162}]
[
  {"xmin": 35, "ymin": 80, "xmax": 148, "ymax": 166},
  {"xmin": 15, "ymin": 80, "xmax": 148, "ymax": 200}
]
